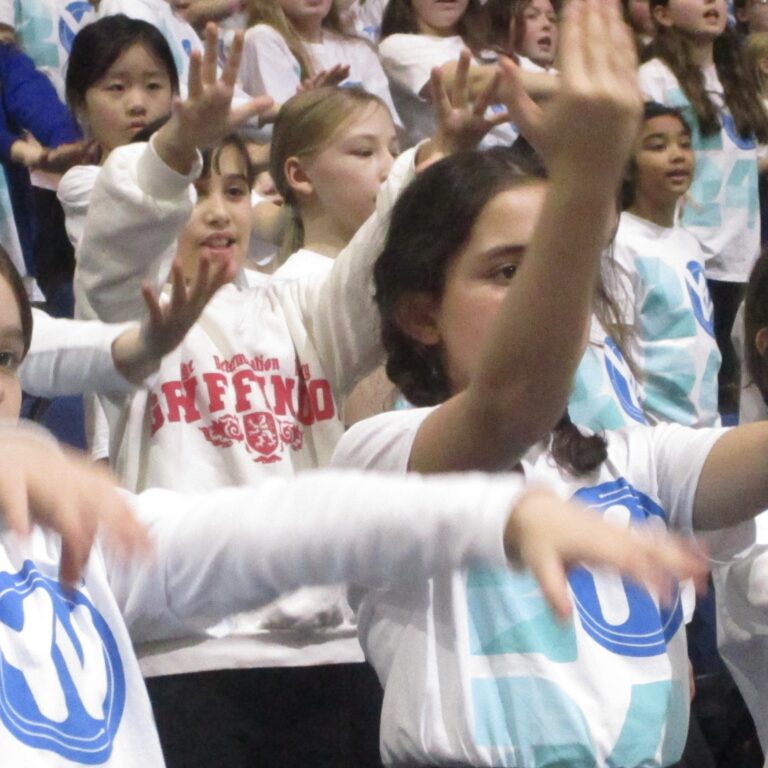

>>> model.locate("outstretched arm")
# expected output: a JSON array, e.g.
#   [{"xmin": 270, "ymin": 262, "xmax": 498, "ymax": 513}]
[{"xmin": 409, "ymin": 0, "xmax": 642, "ymax": 472}]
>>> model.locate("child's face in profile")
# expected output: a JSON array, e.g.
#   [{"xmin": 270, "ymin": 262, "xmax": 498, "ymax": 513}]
[
  {"xmin": 176, "ymin": 144, "xmax": 253, "ymax": 280},
  {"xmin": 517, "ymin": 0, "xmax": 559, "ymax": 68},
  {"xmin": 0, "ymin": 275, "xmax": 24, "ymax": 421},
  {"xmin": 632, "ymin": 114, "xmax": 694, "ymax": 209}
]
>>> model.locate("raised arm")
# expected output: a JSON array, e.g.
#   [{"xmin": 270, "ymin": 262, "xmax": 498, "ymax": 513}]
[{"xmin": 409, "ymin": 0, "xmax": 643, "ymax": 472}]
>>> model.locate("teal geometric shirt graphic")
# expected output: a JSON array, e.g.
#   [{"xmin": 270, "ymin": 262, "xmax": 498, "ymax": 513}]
[{"xmin": 0, "ymin": 560, "xmax": 126, "ymax": 764}]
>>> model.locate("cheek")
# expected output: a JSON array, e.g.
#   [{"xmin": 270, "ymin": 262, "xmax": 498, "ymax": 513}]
[{"xmin": 0, "ymin": 374, "xmax": 21, "ymax": 420}]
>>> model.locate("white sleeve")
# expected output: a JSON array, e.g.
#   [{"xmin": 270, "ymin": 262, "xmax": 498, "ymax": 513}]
[
  {"xmin": 604, "ymin": 242, "xmax": 637, "ymax": 327},
  {"xmin": 299, "ymin": 145, "xmax": 418, "ymax": 397},
  {"xmin": 20, "ymin": 309, "xmax": 137, "ymax": 397},
  {"xmin": 109, "ymin": 471, "xmax": 522, "ymax": 643},
  {"xmin": 240, "ymin": 25, "xmax": 301, "ymax": 103},
  {"xmin": 354, "ymin": 43, "xmax": 403, "ymax": 127},
  {"xmin": 649, "ymin": 422, "xmax": 729, "ymax": 531},
  {"xmin": 74, "ymin": 139, "xmax": 202, "ymax": 323},
  {"xmin": 378, "ymin": 35, "xmax": 450, "ymax": 97},
  {"xmin": 637, "ymin": 59, "xmax": 671, "ymax": 104}
]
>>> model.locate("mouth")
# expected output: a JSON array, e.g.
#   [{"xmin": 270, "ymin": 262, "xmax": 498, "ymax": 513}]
[
  {"xmin": 128, "ymin": 121, "xmax": 147, "ymax": 132},
  {"xmin": 201, "ymin": 233, "xmax": 237, "ymax": 257},
  {"xmin": 666, "ymin": 169, "xmax": 691, "ymax": 183},
  {"xmin": 703, "ymin": 9, "xmax": 720, "ymax": 22},
  {"xmin": 537, "ymin": 35, "xmax": 552, "ymax": 49}
]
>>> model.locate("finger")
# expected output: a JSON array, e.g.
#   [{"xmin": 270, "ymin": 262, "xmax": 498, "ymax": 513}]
[
  {"xmin": 429, "ymin": 67, "xmax": 452, "ymax": 122},
  {"xmin": 203, "ymin": 23, "xmax": 219, "ymax": 85},
  {"xmin": 228, "ymin": 95, "xmax": 275, "ymax": 131},
  {"xmin": 187, "ymin": 51, "xmax": 203, "ymax": 100},
  {"xmin": 526, "ymin": 544, "xmax": 573, "ymax": 621},
  {"xmin": 559, "ymin": 0, "xmax": 586, "ymax": 89},
  {"xmin": 141, "ymin": 282, "xmax": 164, "ymax": 330},
  {"xmin": 57, "ymin": 498, "xmax": 96, "ymax": 587},
  {"xmin": 221, "ymin": 29, "xmax": 244, "ymax": 89},
  {"xmin": 453, "ymin": 48, "xmax": 471, "ymax": 110},
  {"xmin": 0, "ymin": 464, "xmax": 30, "ymax": 536},
  {"xmin": 474, "ymin": 69, "xmax": 501, "ymax": 117},
  {"xmin": 169, "ymin": 260, "xmax": 189, "ymax": 311}
]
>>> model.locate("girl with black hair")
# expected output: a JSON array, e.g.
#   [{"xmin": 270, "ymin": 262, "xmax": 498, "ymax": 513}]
[{"xmin": 333, "ymin": 2, "xmax": 768, "ymax": 764}]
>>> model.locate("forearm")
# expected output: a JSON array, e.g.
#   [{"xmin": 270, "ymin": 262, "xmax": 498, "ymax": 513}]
[
  {"xmin": 437, "ymin": 60, "xmax": 557, "ymax": 103},
  {"xmin": 694, "ymin": 424, "xmax": 768, "ymax": 530},
  {"xmin": 112, "ymin": 472, "xmax": 520, "ymax": 643},
  {"xmin": 20, "ymin": 310, "xmax": 137, "ymax": 396},
  {"xmin": 184, "ymin": 0, "xmax": 242, "ymax": 26}
]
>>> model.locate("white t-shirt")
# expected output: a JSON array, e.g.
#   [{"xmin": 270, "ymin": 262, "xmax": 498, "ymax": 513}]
[
  {"xmin": 241, "ymin": 24, "xmax": 401, "ymax": 126},
  {"xmin": 612, "ymin": 211, "xmax": 721, "ymax": 427},
  {"xmin": 332, "ymin": 407, "xmax": 726, "ymax": 766},
  {"xmin": 343, "ymin": 0, "xmax": 387, "ymax": 43},
  {"xmin": 0, "ymin": 459, "xmax": 521, "ymax": 767},
  {"xmin": 0, "ymin": 0, "xmax": 95, "ymax": 99},
  {"xmin": 378, "ymin": 33, "xmax": 517, "ymax": 148},
  {"xmin": 638, "ymin": 58, "xmax": 760, "ymax": 282}
]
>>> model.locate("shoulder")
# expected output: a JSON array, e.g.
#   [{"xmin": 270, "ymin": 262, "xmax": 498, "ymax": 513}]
[
  {"xmin": 58, "ymin": 165, "xmax": 100, "ymax": 207},
  {"xmin": 331, "ymin": 407, "xmax": 436, "ymax": 472}
]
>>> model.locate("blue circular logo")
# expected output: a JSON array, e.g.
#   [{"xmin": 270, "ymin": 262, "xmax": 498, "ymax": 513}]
[
  {"xmin": 0, "ymin": 561, "xmax": 125, "ymax": 764},
  {"xmin": 569, "ymin": 479, "xmax": 683, "ymax": 657},
  {"xmin": 685, "ymin": 261, "xmax": 716, "ymax": 338},
  {"xmin": 603, "ymin": 337, "xmax": 646, "ymax": 424}
]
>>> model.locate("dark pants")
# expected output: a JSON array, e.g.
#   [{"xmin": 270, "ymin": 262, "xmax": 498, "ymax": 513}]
[
  {"xmin": 707, "ymin": 279, "xmax": 746, "ymax": 415},
  {"xmin": 145, "ymin": 662, "xmax": 384, "ymax": 768}
]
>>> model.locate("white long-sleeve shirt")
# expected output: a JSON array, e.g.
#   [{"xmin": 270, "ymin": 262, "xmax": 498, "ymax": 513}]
[{"xmin": 0, "ymin": 463, "xmax": 523, "ymax": 767}]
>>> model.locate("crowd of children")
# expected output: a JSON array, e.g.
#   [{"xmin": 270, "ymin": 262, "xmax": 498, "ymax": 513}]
[{"xmin": 1, "ymin": 0, "xmax": 768, "ymax": 766}]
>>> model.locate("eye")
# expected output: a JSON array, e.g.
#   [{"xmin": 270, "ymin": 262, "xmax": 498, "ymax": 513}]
[
  {"xmin": 0, "ymin": 351, "xmax": 20, "ymax": 372},
  {"xmin": 106, "ymin": 82, "xmax": 124, "ymax": 92},
  {"xmin": 147, "ymin": 81, "xmax": 165, "ymax": 91},
  {"xmin": 226, "ymin": 184, "xmax": 248, "ymax": 198},
  {"xmin": 351, "ymin": 148, "xmax": 374, "ymax": 158},
  {"xmin": 493, "ymin": 263, "xmax": 518, "ymax": 281}
]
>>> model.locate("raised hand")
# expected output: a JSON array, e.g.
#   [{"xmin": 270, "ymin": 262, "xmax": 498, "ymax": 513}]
[
  {"xmin": 154, "ymin": 24, "xmax": 273, "ymax": 174},
  {"xmin": 417, "ymin": 48, "xmax": 510, "ymax": 169},
  {"xmin": 112, "ymin": 254, "xmax": 236, "ymax": 385},
  {"xmin": 0, "ymin": 427, "xmax": 150, "ymax": 585},
  {"xmin": 535, "ymin": 0, "xmax": 641, "ymax": 184}
]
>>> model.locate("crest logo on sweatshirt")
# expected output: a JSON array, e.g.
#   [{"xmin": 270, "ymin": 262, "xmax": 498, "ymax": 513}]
[
  {"xmin": 58, "ymin": 2, "xmax": 95, "ymax": 54},
  {"xmin": 0, "ymin": 561, "xmax": 125, "ymax": 764},
  {"xmin": 685, "ymin": 261, "xmax": 715, "ymax": 338},
  {"xmin": 151, "ymin": 357, "xmax": 335, "ymax": 464}
]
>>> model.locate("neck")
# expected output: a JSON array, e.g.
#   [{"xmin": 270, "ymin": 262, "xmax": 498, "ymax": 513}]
[
  {"xmin": 300, "ymin": 208, "xmax": 349, "ymax": 258},
  {"xmin": 293, "ymin": 17, "xmax": 324, "ymax": 42},
  {"xmin": 627, "ymin": 197, "xmax": 677, "ymax": 228},
  {"xmin": 688, "ymin": 35, "xmax": 714, "ymax": 66},
  {"xmin": 416, "ymin": 19, "xmax": 457, "ymax": 37}
]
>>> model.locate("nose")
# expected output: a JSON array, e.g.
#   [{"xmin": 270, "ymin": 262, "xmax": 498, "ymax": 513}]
[
  {"xmin": 126, "ymin": 87, "xmax": 148, "ymax": 115},
  {"xmin": 202, "ymin": 190, "xmax": 230, "ymax": 226}
]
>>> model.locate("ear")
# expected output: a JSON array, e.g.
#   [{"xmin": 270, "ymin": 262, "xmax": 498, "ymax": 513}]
[
  {"xmin": 652, "ymin": 3, "xmax": 673, "ymax": 28},
  {"xmin": 393, "ymin": 292, "xmax": 443, "ymax": 347},
  {"xmin": 755, "ymin": 326, "xmax": 768, "ymax": 358},
  {"xmin": 283, "ymin": 156, "xmax": 314, "ymax": 200}
]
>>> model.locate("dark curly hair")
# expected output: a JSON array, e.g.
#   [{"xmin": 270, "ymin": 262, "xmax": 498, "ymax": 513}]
[
  {"xmin": 375, "ymin": 145, "xmax": 610, "ymax": 476},
  {"xmin": 745, "ymin": 250, "xmax": 768, "ymax": 403}
]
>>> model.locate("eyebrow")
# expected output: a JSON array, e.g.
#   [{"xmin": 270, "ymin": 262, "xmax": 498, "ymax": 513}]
[
  {"xmin": 480, "ymin": 244, "xmax": 527, "ymax": 262},
  {"xmin": 0, "ymin": 326, "xmax": 24, "ymax": 345}
]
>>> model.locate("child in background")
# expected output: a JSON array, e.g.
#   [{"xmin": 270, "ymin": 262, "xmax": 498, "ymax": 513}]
[
  {"xmin": 267, "ymin": 85, "xmax": 398, "ymax": 274},
  {"xmin": 2, "ymin": 246, "xmax": 697, "ymax": 767},
  {"xmin": 333, "ymin": 4, "xmax": 768, "ymax": 765},
  {"xmin": 58, "ymin": 15, "xmax": 178, "ymax": 249},
  {"xmin": 0, "ymin": 0, "xmax": 95, "ymax": 100},
  {"xmin": 623, "ymin": 0, "xmax": 657, "ymax": 55},
  {"xmin": 614, "ymin": 101, "xmax": 721, "ymax": 427},
  {"xmin": 377, "ymin": 0, "xmax": 554, "ymax": 146},
  {"xmin": 735, "ymin": 0, "xmax": 768, "ymax": 34},
  {"xmin": 639, "ymin": 0, "xmax": 768, "ymax": 415},
  {"xmin": 240, "ymin": 0, "xmax": 401, "ymax": 126},
  {"xmin": 0, "ymin": 40, "xmax": 81, "ymax": 300},
  {"xmin": 486, "ymin": 0, "xmax": 560, "ymax": 71}
]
